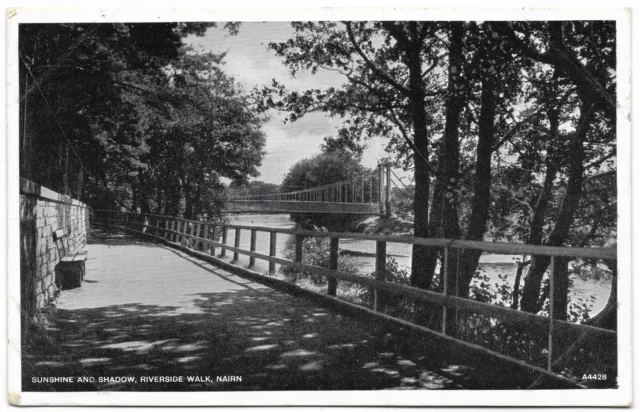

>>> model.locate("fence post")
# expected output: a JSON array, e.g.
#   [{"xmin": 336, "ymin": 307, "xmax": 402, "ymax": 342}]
[
  {"xmin": 176, "ymin": 220, "xmax": 182, "ymax": 243},
  {"xmin": 179, "ymin": 220, "xmax": 185, "ymax": 243},
  {"xmin": 295, "ymin": 234, "xmax": 304, "ymax": 264},
  {"xmin": 233, "ymin": 227, "xmax": 241, "ymax": 261},
  {"xmin": 194, "ymin": 223, "xmax": 201, "ymax": 250},
  {"xmin": 328, "ymin": 237, "xmax": 339, "ymax": 296},
  {"xmin": 172, "ymin": 219, "xmax": 178, "ymax": 242},
  {"xmin": 442, "ymin": 246, "xmax": 449, "ymax": 335},
  {"xmin": 548, "ymin": 256, "xmax": 555, "ymax": 372},
  {"xmin": 374, "ymin": 240, "xmax": 387, "ymax": 311},
  {"xmin": 201, "ymin": 224, "xmax": 209, "ymax": 251},
  {"xmin": 220, "ymin": 226, "xmax": 228, "ymax": 257},
  {"xmin": 249, "ymin": 229, "xmax": 257, "ymax": 268},
  {"xmin": 269, "ymin": 231, "xmax": 277, "ymax": 274},
  {"xmin": 209, "ymin": 225, "xmax": 217, "ymax": 255},
  {"xmin": 187, "ymin": 221, "xmax": 194, "ymax": 247}
]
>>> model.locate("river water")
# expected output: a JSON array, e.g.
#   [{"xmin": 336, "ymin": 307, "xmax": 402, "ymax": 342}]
[{"xmin": 225, "ymin": 214, "xmax": 612, "ymax": 317}]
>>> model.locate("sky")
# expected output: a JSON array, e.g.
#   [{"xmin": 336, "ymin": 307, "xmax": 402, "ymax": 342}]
[{"xmin": 186, "ymin": 22, "xmax": 400, "ymax": 185}]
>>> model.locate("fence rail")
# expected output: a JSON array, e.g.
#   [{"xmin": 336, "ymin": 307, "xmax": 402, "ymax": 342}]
[{"xmin": 93, "ymin": 209, "xmax": 617, "ymax": 387}]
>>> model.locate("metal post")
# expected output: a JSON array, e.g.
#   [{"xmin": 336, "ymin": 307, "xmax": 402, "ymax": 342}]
[
  {"xmin": 548, "ymin": 256, "xmax": 555, "ymax": 372},
  {"xmin": 233, "ymin": 227, "xmax": 241, "ymax": 261},
  {"xmin": 269, "ymin": 231, "xmax": 277, "ymax": 274},
  {"xmin": 385, "ymin": 162, "xmax": 391, "ymax": 217},
  {"xmin": 249, "ymin": 229, "xmax": 257, "ymax": 268}
]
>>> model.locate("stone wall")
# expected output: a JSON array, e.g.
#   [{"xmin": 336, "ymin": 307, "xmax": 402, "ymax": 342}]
[{"xmin": 20, "ymin": 179, "xmax": 90, "ymax": 317}]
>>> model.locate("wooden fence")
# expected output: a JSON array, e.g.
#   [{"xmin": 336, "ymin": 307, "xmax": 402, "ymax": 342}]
[{"xmin": 93, "ymin": 209, "xmax": 617, "ymax": 387}]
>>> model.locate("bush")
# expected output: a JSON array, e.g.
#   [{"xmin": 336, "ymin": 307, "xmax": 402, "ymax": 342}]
[{"xmin": 279, "ymin": 231, "xmax": 358, "ymax": 285}]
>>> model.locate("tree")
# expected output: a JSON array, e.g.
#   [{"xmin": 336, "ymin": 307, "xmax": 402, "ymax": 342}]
[
  {"xmin": 142, "ymin": 49, "xmax": 267, "ymax": 218},
  {"xmin": 19, "ymin": 23, "xmax": 215, "ymax": 199},
  {"xmin": 227, "ymin": 181, "xmax": 282, "ymax": 198},
  {"xmin": 258, "ymin": 21, "xmax": 529, "ymax": 295},
  {"xmin": 20, "ymin": 23, "xmax": 267, "ymax": 220},
  {"xmin": 255, "ymin": 20, "xmax": 616, "ymax": 320},
  {"xmin": 257, "ymin": 21, "xmax": 450, "ymax": 288}
]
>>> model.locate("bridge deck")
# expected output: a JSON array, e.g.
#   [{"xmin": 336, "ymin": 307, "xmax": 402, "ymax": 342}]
[
  {"xmin": 224, "ymin": 200, "xmax": 382, "ymax": 214},
  {"xmin": 24, "ymin": 228, "xmax": 481, "ymax": 391}
]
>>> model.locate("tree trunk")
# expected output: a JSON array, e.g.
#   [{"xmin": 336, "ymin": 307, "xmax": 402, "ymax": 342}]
[
  {"xmin": 420, "ymin": 180, "xmax": 444, "ymax": 290},
  {"xmin": 417, "ymin": 22, "xmax": 465, "ymax": 291},
  {"xmin": 408, "ymin": 26, "xmax": 433, "ymax": 290},
  {"xmin": 529, "ymin": 93, "xmax": 560, "ymax": 246},
  {"xmin": 440, "ymin": 22, "xmax": 465, "ymax": 245},
  {"xmin": 520, "ymin": 101, "xmax": 595, "ymax": 313},
  {"xmin": 551, "ymin": 257, "xmax": 570, "ymax": 321},
  {"xmin": 511, "ymin": 258, "xmax": 529, "ymax": 309},
  {"xmin": 456, "ymin": 70, "xmax": 498, "ymax": 298}
]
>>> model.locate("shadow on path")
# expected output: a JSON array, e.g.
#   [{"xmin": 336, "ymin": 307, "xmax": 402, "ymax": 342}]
[{"xmin": 23, "ymin": 229, "xmax": 475, "ymax": 392}]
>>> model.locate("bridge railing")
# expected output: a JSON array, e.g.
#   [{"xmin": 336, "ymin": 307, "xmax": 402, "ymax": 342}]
[
  {"xmin": 93, "ymin": 209, "xmax": 617, "ymax": 387},
  {"xmin": 229, "ymin": 168, "xmax": 386, "ymax": 206}
]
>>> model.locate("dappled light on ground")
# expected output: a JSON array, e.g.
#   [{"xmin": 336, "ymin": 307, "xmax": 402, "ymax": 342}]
[{"xmin": 24, "ymin": 229, "xmax": 473, "ymax": 391}]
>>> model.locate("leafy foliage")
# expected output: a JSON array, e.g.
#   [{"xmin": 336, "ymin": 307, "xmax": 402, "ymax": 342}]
[
  {"xmin": 19, "ymin": 23, "xmax": 267, "ymax": 219},
  {"xmin": 257, "ymin": 20, "xmax": 616, "ymax": 320},
  {"xmin": 281, "ymin": 150, "xmax": 370, "ymax": 231}
]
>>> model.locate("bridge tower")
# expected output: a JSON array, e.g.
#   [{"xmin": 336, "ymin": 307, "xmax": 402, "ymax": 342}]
[{"xmin": 379, "ymin": 162, "xmax": 392, "ymax": 218}]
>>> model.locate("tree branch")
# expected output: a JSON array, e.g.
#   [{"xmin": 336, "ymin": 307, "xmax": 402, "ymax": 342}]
[
  {"xmin": 422, "ymin": 53, "xmax": 447, "ymax": 78},
  {"xmin": 385, "ymin": 108, "xmax": 439, "ymax": 176},
  {"xmin": 344, "ymin": 22, "xmax": 411, "ymax": 96}
]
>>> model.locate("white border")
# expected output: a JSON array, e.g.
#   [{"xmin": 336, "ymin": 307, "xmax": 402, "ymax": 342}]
[{"xmin": 5, "ymin": 6, "xmax": 632, "ymax": 407}]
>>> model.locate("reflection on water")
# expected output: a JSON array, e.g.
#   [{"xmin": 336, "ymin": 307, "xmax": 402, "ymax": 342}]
[{"xmin": 225, "ymin": 214, "xmax": 612, "ymax": 316}]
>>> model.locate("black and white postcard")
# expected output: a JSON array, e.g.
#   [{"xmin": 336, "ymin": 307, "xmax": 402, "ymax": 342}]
[{"xmin": 6, "ymin": 6, "xmax": 632, "ymax": 407}]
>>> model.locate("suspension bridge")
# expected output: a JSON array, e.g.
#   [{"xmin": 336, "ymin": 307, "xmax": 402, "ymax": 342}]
[{"xmin": 225, "ymin": 164, "xmax": 400, "ymax": 215}]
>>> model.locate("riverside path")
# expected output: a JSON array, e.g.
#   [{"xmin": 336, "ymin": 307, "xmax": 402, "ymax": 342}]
[{"xmin": 23, "ymin": 228, "xmax": 493, "ymax": 391}]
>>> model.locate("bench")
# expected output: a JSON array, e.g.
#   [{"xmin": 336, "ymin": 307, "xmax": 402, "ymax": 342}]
[{"xmin": 53, "ymin": 227, "xmax": 88, "ymax": 290}]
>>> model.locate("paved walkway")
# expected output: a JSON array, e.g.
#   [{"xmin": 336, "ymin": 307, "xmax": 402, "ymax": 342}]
[{"xmin": 24, "ymin": 229, "xmax": 477, "ymax": 391}]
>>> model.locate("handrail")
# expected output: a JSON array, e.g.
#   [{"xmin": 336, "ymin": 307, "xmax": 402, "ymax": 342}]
[{"xmin": 93, "ymin": 209, "xmax": 617, "ymax": 386}]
